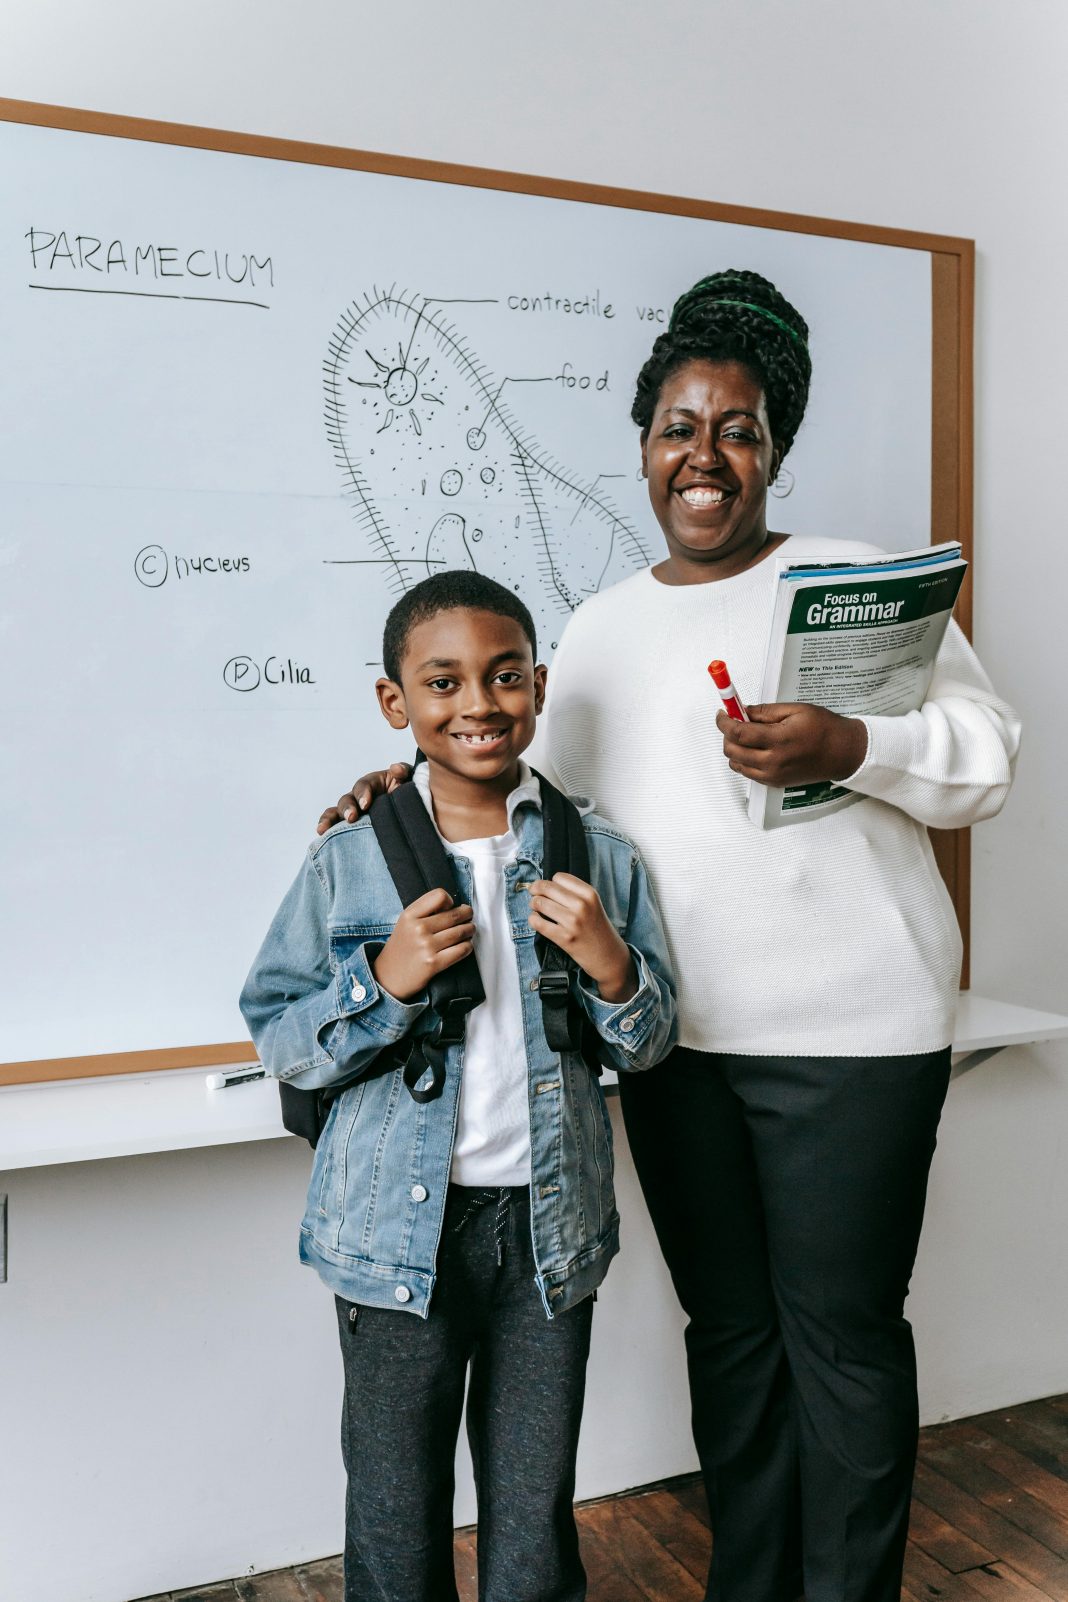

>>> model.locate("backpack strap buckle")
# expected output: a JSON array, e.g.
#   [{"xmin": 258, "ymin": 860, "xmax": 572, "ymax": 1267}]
[
  {"xmin": 432, "ymin": 992, "xmax": 480, "ymax": 1043},
  {"xmin": 402, "ymin": 1036, "xmax": 447, "ymax": 1104},
  {"xmin": 401, "ymin": 990, "xmax": 481, "ymax": 1104},
  {"xmin": 534, "ymin": 969, "xmax": 571, "ymax": 1001},
  {"xmin": 535, "ymin": 962, "xmax": 579, "ymax": 1053}
]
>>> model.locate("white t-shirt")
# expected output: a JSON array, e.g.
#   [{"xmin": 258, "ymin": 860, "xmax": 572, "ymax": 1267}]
[{"xmin": 412, "ymin": 763, "xmax": 532, "ymax": 1186}]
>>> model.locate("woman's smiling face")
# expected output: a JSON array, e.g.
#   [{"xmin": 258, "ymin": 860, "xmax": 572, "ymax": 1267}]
[{"xmin": 641, "ymin": 358, "xmax": 783, "ymax": 581}]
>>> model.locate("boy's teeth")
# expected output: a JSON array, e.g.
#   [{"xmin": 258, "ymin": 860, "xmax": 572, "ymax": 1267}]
[
  {"xmin": 457, "ymin": 731, "xmax": 502, "ymax": 743},
  {"xmin": 681, "ymin": 486, "xmax": 727, "ymax": 505}
]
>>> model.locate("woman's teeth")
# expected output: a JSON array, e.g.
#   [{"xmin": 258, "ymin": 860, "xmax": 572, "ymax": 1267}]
[{"xmin": 681, "ymin": 486, "xmax": 727, "ymax": 506}]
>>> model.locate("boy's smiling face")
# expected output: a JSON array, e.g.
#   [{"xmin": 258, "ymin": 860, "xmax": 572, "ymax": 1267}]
[{"xmin": 376, "ymin": 607, "xmax": 546, "ymax": 796}]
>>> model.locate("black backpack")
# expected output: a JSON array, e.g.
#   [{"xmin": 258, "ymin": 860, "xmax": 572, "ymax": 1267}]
[{"xmin": 278, "ymin": 770, "xmax": 600, "ymax": 1148}]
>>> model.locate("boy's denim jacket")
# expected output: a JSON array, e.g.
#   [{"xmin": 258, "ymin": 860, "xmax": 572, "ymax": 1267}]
[{"xmin": 240, "ymin": 779, "xmax": 677, "ymax": 1319}]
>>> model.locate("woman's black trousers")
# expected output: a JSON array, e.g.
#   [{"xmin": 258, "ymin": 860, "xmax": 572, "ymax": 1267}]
[{"xmin": 619, "ymin": 1045, "xmax": 952, "ymax": 1602}]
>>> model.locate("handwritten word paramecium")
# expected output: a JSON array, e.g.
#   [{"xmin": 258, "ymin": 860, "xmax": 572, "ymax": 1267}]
[{"xmin": 25, "ymin": 227, "xmax": 274, "ymax": 308}]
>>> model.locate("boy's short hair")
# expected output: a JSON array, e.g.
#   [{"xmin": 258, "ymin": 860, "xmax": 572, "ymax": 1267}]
[{"xmin": 382, "ymin": 571, "xmax": 539, "ymax": 683}]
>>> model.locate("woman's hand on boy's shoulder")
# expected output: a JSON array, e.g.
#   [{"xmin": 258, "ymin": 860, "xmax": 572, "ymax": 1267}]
[
  {"xmin": 527, "ymin": 873, "xmax": 638, "ymax": 1003},
  {"xmin": 317, "ymin": 762, "xmax": 414, "ymax": 834}
]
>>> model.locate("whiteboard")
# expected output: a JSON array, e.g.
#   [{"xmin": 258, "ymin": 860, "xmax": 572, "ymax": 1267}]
[{"xmin": 0, "ymin": 111, "xmax": 937, "ymax": 1073}]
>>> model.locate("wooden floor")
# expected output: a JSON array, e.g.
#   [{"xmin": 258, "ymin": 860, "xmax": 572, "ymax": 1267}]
[{"xmin": 139, "ymin": 1394, "xmax": 1068, "ymax": 1602}]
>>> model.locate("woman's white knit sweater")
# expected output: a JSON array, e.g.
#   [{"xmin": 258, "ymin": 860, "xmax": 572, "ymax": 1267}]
[{"xmin": 538, "ymin": 537, "xmax": 1020, "ymax": 1056}]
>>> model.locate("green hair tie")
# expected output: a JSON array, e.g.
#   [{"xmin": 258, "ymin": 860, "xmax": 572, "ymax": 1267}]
[{"xmin": 669, "ymin": 292, "xmax": 808, "ymax": 351}]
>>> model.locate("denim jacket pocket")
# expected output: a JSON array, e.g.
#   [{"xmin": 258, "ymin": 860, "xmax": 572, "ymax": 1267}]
[
  {"xmin": 328, "ymin": 924, "xmax": 394, "ymax": 974},
  {"xmin": 327, "ymin": 927, "xmax": 430, "ymax": 1042}
]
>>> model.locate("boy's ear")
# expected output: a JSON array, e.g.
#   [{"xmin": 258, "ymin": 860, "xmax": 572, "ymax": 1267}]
[
  {"xmin": 533, "ymin": 663, "xmax": 548, "ymax": 715},
  {"xmin": 375, "ymin": 676, "xmax": 409, "ymax": 730}
]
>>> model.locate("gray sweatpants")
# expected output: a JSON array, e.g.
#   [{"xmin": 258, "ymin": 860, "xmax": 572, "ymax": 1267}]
[{"xmin": 334, "ymin": 1184, "xmax": 594, "ymax": 1602}]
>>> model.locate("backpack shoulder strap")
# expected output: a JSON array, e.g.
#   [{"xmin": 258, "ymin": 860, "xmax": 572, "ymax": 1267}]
[
  {"xmin": 536, "ymin": 770, "xmax": 591, "ymax": 885},
  {"xmin": 368, "ymin": 787, "xmax": 485, "ymax": 1103},
  {"xmin": 369, "ymin": 782, "xmax": 459, "ymax": 906},
  {"xmin": 529, "ymin": 772, "xmax": 600, "ymax": 1069}
]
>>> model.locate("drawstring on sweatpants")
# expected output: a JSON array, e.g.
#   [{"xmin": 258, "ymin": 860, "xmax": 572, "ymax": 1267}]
[{"xmin": 451, "ymin": 1187, "xmax": 512, "ymax": 1266}]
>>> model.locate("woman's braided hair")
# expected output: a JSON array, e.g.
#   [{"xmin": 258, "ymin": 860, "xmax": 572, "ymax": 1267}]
[{"xmin": 631, "ymin": 270, "xmax": 812, "ymax": 458}]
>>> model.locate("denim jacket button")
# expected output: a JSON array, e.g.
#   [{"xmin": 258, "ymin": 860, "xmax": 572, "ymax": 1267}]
[
  {"xmin": 350, "ymin": 978, "xmax": 367, "ymax": 1004},
  {"xmin": 619, "ymin": 1017, "xmax": 636, "ymax": 1033},
  {"xmin": 394, "ymin": 1285, "xmax": 411, "ymax": 1303},
  {"xmin": 411, "ymin": 1184, "xmax": 428, "ymax": 1202}
]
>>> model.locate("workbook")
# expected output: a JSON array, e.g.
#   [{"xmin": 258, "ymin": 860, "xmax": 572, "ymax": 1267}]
[{"xmin": 749, "ymin": 542, "xmax": 967, "ymax": 829}]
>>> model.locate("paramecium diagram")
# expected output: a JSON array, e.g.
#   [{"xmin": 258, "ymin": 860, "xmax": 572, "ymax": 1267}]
[{"xmin": 322, "ymin": 288, "xmax": 653, "ymax": 648}]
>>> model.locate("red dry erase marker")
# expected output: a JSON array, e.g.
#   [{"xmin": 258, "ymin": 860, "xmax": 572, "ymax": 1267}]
[{"xmin": 707, "ymin": 659, "xmax": 749, "ymax": 722}]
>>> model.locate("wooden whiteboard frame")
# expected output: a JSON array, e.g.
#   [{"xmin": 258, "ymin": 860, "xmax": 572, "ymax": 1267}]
[{"xmin": 0, "ymin": 98, "xmax": 975, "ymax": 1086}]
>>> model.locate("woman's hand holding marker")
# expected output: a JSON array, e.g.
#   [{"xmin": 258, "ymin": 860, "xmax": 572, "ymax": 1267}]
[
  {"xmin": 709, "ymin": 658, "xmax": 866, "ymax": 786},
  {"xmin": 707, "ymin": 659, "xmax": 749, "ymax": 722},
  {"xmin": 716, "ymin": 701, "xmax": 869, "ymax": 787}
]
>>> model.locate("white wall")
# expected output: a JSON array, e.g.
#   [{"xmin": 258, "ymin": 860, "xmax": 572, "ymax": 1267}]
[{"xmin": 3, "ymin": 2, "xmax": 1067, "ymax": 1597}]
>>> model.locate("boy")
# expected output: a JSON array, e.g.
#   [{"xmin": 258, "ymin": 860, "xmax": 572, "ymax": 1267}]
[{"xmin": 240, "ymin": 571, "xmax": 677, "ymax": 1602}]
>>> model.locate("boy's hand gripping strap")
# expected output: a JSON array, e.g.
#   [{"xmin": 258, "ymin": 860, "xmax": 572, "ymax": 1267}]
[{"xmin": 368, "ymin": 786, "xmax": 485, "ymax": 1104}]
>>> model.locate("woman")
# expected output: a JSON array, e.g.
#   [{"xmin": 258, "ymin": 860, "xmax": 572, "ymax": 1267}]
[{"xmin": 320, "ymin": 271, "xmax": 1020, "ymax": 1602}]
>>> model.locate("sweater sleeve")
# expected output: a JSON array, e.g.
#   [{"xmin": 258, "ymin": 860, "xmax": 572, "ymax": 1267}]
[{"xmin": 842, "ymin": 621, "xmax": 1021, "ymax": 828}]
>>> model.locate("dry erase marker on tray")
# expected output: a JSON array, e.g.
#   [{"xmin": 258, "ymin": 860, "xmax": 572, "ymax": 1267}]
[
  {"xmin": 707, "ymin": 659, "xmax": 749, "ymax": 722},
  {"xmin": 206, "ymin": 1065, "xmax": 266, "ymax": 1089}
]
